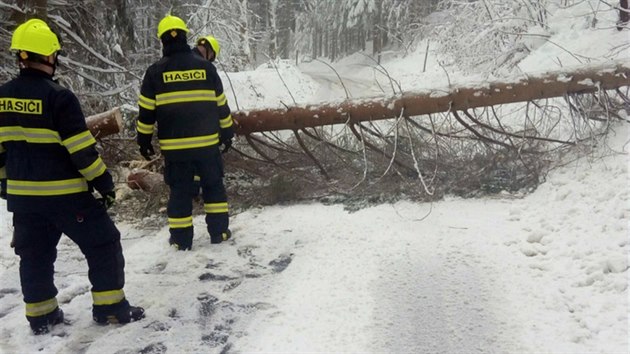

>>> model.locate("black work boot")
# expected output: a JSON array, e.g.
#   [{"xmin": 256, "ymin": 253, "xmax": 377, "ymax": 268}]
[
  {"xmin": 169, "ymin": 237, "xmax": 192, "ymax": 250},
  {"xmin": 169, "ymin": 228, "xmax": 193, "ymax": 250},
  {"xmin": 28, "ymin": 307, "xmax": 64, "ymax": 335},
  {"xmin": 210, "ymin": 229, "xmax": 232, "ymax": 244},
  {"xmin": 93, "ymin": 299, "xmax": 145, "ymax": 325}
]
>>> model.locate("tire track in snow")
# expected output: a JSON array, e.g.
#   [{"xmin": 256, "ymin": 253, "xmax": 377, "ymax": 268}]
[{"xmin": 369, "ymin": 201, "xmax": 528, "ymax": 353}]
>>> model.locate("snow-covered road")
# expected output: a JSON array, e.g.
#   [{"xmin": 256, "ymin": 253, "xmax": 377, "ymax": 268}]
[{"xmin": 0, "ymin": 135, "xmax": 628, "ymax": 353}]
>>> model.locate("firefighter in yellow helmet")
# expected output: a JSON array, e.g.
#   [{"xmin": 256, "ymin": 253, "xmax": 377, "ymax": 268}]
[
  {"xmin": 136, "ymin": 16, "xmax": 234, "ymax": 250},
  {"xmin": 195, "ymin": 35, "xmax": 221, "ymax": 62},
  {"xmin": 0, "ymin": 19, "xmax": 144, "ymax": 334},
  {"xmin": 191, "ymin": 35, "xmax": 232, "ymax": 191}
]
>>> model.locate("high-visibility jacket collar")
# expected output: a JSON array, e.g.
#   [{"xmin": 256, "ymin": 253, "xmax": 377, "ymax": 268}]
[
  {"xmin": 19, "ymin": 68, "xmax": 53, "ymax": 81},
  {"xmin": 162, "ymin": 41, "xmax": 191, "ymax": 58}
]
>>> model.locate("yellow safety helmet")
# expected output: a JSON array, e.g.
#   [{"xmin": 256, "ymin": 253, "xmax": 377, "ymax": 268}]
[
  {"xmin": 197, "ymin": 35, "xmax": 220, "ymax": 59},
  {"xmin": 10, "ymin": 19, "xmax": 61, "ymax": 56},
  {"xmin": 157, "ymin": 15, "xmax": 189, "ymax": 39}
]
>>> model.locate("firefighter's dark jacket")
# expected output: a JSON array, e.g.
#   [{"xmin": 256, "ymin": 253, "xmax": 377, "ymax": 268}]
[
  {"xmin": 137, "ymin": 42, "xmax": 234, "ymax": 161},
  {"xmin": 0, "ymin": 68, "xmax": 114, "ymax": 212}
]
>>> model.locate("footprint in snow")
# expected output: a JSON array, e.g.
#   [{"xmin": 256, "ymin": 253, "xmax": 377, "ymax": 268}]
[{"xmin": 269, "ymin": 253, "xmax": 293, "ymax": 273}]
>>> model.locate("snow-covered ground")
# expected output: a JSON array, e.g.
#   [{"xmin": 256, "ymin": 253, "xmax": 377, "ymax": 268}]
[{"xmin": 1, "ymin": 2, "xmax": 629, "ymax": 353}]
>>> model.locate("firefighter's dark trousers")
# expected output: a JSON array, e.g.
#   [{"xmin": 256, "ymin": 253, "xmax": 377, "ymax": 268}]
[
  {"xmin": 164, "ymin": 151, "xmax": 229, "ymax": 250},
  {"xmin": 12, "ymin": 196, "xmax": 125, "ymax": 319}
]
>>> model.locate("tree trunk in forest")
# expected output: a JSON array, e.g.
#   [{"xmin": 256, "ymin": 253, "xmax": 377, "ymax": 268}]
[
  {"xmin": 311, "ymin": 28, "xmax": 317, "ymax": 58},
  {"xmin": 342, "ymin": 26, "xmax": 348, "ymax": 55},
  {"xmin": 372, "ymin": 0, "xmax": 383, "ymax": 63},
  {"xmin": 86, "ymin": 107, "xmax": 123, "ymax": 138},
  {"xmin": 268, "ymin": 0, "xmax": 278, "ymax": 59},
  {"xmin": 619, "ymin": 0, "xmax": 629, "ymax": 30},
  {"xmin": 10, "ymin": 0, "xmax": 28, "ymax": 25},
  {"xmin": 232, "ymin": 62, "xmax": 630, "ymax": 135},
  {"xmin": 30, "ymin": 0, "xmax": 47, "ymax": 18},
  {"xmin": 237, "ymin": 0, "xmax": 253, "ymax": 68},
  {"xmin": 331, "ymin": 27, "xmax": 337, "ymax": 61},
  {"xmin": 114, "ymin": 0, "xmax": 135, "ymax": 53},
  {"xmin": 318, "ymin": 29, "xmax": 323, "ymax": 58},
  {"xmin": 323, "ymin": 29, "xmax": 329, "ymax": 58},
  {"xmin": 10, "ymin": 0, "xmax": 48, "ymax": 26},
  {"xmin": 360, "ymin": 29, "xmax": 365, "ymax": 51}
]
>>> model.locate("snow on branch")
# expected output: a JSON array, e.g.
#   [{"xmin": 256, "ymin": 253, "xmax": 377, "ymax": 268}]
[
  {"xmin": 0, "ymin": 1, "xmax": 22, "ymax": 12},
  {"xmin": 48, "ymin": 15, "xmax": 127, "ymax": 72}
]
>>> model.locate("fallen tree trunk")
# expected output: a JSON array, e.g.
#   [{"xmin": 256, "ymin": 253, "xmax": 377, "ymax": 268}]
[
  {"xmin": 86, "ymin": 106, "xmax": 123, "ymax": 138},
  {"xmin": 127, "ymin": 62, "xmax": 630, "ymax": 192},
  {"xmin": 233, "ymin": 62, "xmax": 630, "ymax": 135}
]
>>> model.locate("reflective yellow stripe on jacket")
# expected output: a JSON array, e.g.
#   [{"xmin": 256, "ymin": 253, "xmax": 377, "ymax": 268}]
[
  {"xmin": 217, "ymin": 93, "xmax": 227, "ymax": 107},
  {"xmin": 219, "ymin": 114, "xmax": 233, "ymax": 129},
  {"xmin": 158, "ymin": 134, "xmax": 219, "ymax": 150},
  {"xmin": 25, "ymin": 298, "xmax": 58, "ymax": 317},
  {"xmin": 92, "ymin": 289, "xmax": 125, "ymax": 306},
  {"xmin": 79, "ymin": 157, "xmax": 107, "ymax": 181},
  {"xmin": 7, "ymin": 178, "xmax": 88, "ymax": 196},
  {"xmin": 138, "ymin": 94, "xmax": 156, "ymax": 111},
  {"xmin": 136, "ymin": 121, "xmax": 154, "ymax": 135},
  {"xmin": 62, "ymin": 130, "xmax": 96, "ymax": 154},
  {"xmin": 0, "ymin": 126, "xmax": 60, "ymax": 144},
  {"xmin": 155, "ymin": 90, "xmax": 217, "ymax": 106}
]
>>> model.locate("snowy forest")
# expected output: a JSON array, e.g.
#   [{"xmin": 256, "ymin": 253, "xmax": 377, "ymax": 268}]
[
  {"xmin": 3, "ymin": 0, "xmax": 608, "ymax": 113},
  {"xmin": 0, "ymin": 0, "xmax": 441, "ymax": 112}
]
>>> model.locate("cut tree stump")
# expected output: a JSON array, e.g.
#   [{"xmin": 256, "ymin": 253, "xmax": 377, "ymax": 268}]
[
  {"xmin": 127, "ymin": 168, "xmax": 164, "ymax": 192},
  {"xmin": 86, "ymin": 106, "xmax": 123, "ymax": 138}
]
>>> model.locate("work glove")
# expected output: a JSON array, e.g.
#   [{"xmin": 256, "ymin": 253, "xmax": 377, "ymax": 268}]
[
  {"xmin": 139, "ymin": 144, "xmax": 155, "ymax": 160},
  {"xmin": 137, "ymin": 133, "xmax": 155, "ymax": 161},
  {"xmin": 221, "ymin": 138, "xmax": 232, "ymax": 154},
  {"xmin": 97, "ymin": 190, "xmax": 116, "ymax": 210},
  {"xmin": 0, "ymin": 179, "xmax": 6, "ymax": 200}
]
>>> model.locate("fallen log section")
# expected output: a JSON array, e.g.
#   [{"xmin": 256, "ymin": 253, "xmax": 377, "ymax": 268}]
[
  {"xmin": 127, "ymin": 168, "xmax": 163, "ymax": 192},
  {"xmin": 86, "ymin": 106, "xmax": 123, "ymax": 138},
  {"xmin": 232, "ymin": 62, "xmax": 630, "ymax": 135}
]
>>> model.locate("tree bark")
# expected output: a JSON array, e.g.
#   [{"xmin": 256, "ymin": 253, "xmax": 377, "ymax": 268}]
[
  {"xmin": 86, "ymin": 107, "xmax": 123, "ymax": 138},
  {"xmin": 127, "ymin": 168, "xmax": 163, "ymax": 192},
  {"xmin": 114, "ymin": 0, "xmax": 135, "ymax": 53},
  {"xmin": 10, "ymin": 0, "xmax": 47, "ymax": 26},
  {"xmin": 619, "ymin": 0, "xmax": 629, "ymax": 30},
  {"xmin": 268, "ymin": 0, "xmax": 278, "ymax": 59},
  {"xmin": 232, "ymin": 62, "xmax": 630, "ymax": 135}
]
